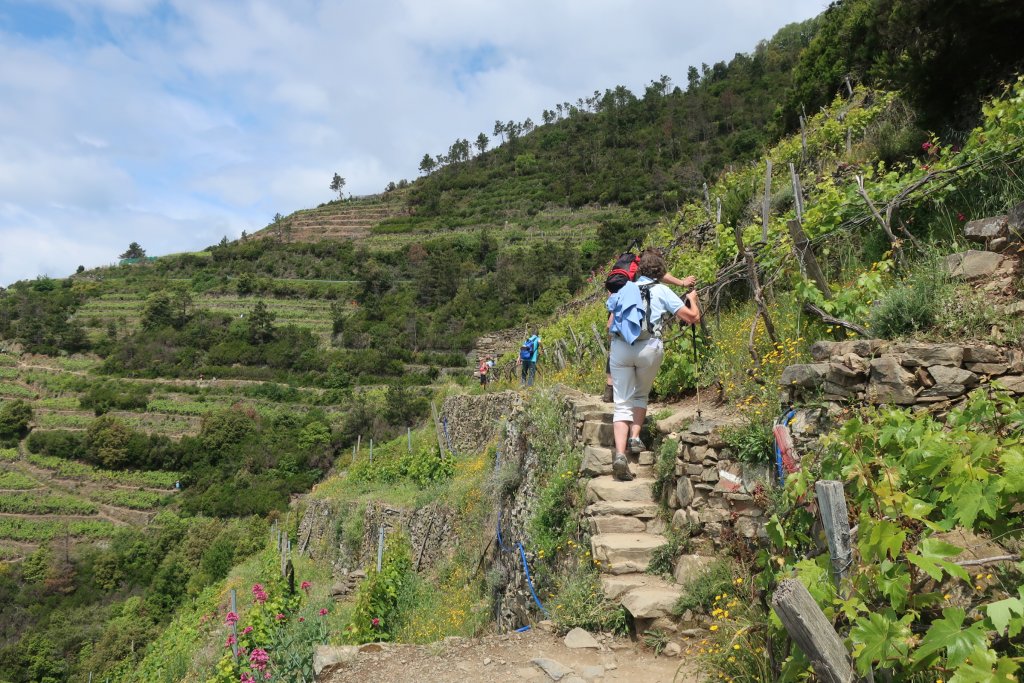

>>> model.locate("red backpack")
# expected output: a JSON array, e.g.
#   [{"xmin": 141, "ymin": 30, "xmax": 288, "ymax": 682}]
[{"xmin": 604, "ymin": 252, "xmax": 640, "ymax": 293}]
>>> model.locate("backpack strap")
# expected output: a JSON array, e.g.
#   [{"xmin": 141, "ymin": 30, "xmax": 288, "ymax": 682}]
[{"xmin": 638, "ymin": 282, "xmax": 656, "ymax": 336}]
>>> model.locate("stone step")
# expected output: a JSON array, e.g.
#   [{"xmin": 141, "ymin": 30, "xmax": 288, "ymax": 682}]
[
  {"xmin": 620, "ymin": 582, "xmax": 683, "ymax": 620},
  {"xmin": 581, "ymin": 420, "xmax": 614, "ymax": 446},
  {"xmin": 601, "ymin": 573, "xmax": 676, "ymax": 601},
  {"xmin": 586, "ymin": 476, "xmax": 656, "ymax": 504},
  {"xmin": 579, "ymin": 408, "xmax": 613, "ymax": 424},
  {"xmin": 589, "ymin": 515, "xmax": 646, "ymax": 534},
  {"xmin": 585, "ymin": 500, "xmax": 661, "ymax": 519},
  {"xmin": 579, "ymin": 446, "xmax": 655, "ymax": 478},
  {"xmin": 591, "ymin": 533, "xmax": 666, "ymax": 575}
]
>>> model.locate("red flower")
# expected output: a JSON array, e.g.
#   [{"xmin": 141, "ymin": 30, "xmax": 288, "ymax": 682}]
[
  {"xmin": 225, "ymin": 611, "xmax": 239, "ymax": 626},
  {"xmin": 240, "ymin": 674, "xmax": 255, "ymax": 683},
  {"xmin": 372, "ymin": 617, "xmax": 381, "ymax": 627},
  {"xmin": 249, "ymin": 648, "xmax": 270, "ymax": 672},
  {"xmin": 225, "ymin": 633, "xmax": 237, "ymax": 649},
  {"xmin": 252, "ymin": 583, "xmax": 268, "ymax": 604},
  {"xmin": 921, "ymin": 141, "xmax": 932, "ymax": 150},
  {"xmin": 319, "ymin": 608, "xmax": 329, "ymax": 617},
  {"xmin": 242, "ymin": 625, "xmax": 254, "ymax": 635},
  {"xmin": 275, "ymin": 613, "xmax": 286, "ymax": 622},
  {"xmin": 301, "ymin": 580, "xmax": 312, "ymax": 593},
  {"xmin": 299, "ymin": 617, "xmax": 305, "ymax": 622},
  {"xmin": 957, "ymin": 212, "xmax": 966, "ymax": 222}
]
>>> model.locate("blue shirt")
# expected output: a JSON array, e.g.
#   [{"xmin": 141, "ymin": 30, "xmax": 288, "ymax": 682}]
[{"xmin": 607, "ymin": 277, "xmax": 685, "ymax": 342}]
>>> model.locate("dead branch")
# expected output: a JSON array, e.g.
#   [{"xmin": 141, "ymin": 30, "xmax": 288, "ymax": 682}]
[{"xmin": 803, "ymin": 301, "xmax": 870, "ymax": 337}]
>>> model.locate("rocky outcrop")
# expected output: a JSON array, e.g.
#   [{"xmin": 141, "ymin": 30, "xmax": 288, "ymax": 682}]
[{"xmin": 782, "ymin": 340, "xmax": 1024, "ymax": 408}]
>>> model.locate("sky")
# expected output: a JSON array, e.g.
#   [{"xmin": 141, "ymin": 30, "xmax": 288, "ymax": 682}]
[{"xmin": 0, "ymin": 0, "xmax": 827, "ymax": 286}]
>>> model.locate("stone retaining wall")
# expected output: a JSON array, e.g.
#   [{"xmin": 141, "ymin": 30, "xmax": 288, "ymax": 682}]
[
  {"xmin": 781, "ymin": 340, "xmax": 1024, "ymax": 409},
  {"xmin": 441, "ymin": 390, "xmax": 520, "ymax": 455}
]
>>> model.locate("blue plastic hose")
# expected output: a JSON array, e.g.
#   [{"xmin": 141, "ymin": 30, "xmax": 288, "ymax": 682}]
[{"xmin": 517, "ymin": 542, "xmax": 550, "ymax": 617}]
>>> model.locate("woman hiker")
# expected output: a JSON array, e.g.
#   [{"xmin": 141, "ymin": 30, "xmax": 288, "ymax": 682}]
[{"xmin": 606, "ymin": 251, "xmax": 701, "ymax": 481}]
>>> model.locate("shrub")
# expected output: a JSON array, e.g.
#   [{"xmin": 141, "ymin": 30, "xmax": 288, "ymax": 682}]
[
  {"xmin": 344, "ymin": 533, "xmax": 414, "ymax": 643},
  {"xmin": 721, "ymin": 419, "xmax": 775, "ymax": 465},
  {"xmin": 869, "ymin": 264, "xmax": 947, "ymax": 339},
  {"xmin": 672, "ymin": 559, "xmax": 736, "ymax": 615},
  {"xmin": 0, "ymin": 399, "xmax": 33, "ymax": 440},
  {"xmin": 550, "ymin": 565, "xmax": 628, "ymax": 635}
]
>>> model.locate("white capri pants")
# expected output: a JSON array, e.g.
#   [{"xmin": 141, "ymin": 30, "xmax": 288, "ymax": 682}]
[{"xmin": 609, "ymin": 336, "xmax": 664, "ymax": 422}]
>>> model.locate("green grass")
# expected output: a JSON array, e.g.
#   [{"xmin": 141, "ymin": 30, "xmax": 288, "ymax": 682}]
[
  {"xmin": 36, "ymin": 412, "xmax": 94, "ymax": 429},
  {"xmin": 0, "ymin": 382, "xmax": 37, "ymax": 399}
]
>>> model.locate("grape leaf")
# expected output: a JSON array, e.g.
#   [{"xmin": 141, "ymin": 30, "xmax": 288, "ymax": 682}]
[{"xmin": 911, "ymin": 608, "xmax": 986, "ymax": 667}]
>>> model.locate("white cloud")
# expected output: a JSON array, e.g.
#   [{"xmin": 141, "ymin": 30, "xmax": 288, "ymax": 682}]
[{"xmin": 0, "ymin": 0, "xmax": 827, "ymax": 285}]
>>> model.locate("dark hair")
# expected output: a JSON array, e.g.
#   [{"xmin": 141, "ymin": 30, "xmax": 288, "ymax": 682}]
[{"xmin": 637, "ymin": 250, "xmax": 667, "ymax": 281}]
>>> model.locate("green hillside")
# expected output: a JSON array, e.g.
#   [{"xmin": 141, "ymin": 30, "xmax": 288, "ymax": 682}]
[{"xmin": 0, "ymin": 1, "xmax": 1023, "ymax": 681}]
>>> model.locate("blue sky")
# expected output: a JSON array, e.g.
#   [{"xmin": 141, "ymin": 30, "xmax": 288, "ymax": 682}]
[{"xmin": 0, "ymin": 0, "xmax": 827, "ymax": 285}]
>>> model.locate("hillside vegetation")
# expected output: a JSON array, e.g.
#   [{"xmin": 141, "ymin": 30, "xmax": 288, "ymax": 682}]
[{"xmin": 0, "ymin": 2, "xmax": 1022, "ymax": 682}]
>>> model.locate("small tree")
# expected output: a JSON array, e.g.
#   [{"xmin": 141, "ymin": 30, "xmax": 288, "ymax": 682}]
[
  {"xmin": 247, "ymin": 300, "xmax": 276, "ymax": 345},
  {"xmin": 0, "ymin": 400, "xmax": 33, "ymax": 440},
  {"xmin": 119, "ymin": 242, "xmax": 146, "ymax": 259},
  {"xmin": 418, "ymin": 154, "xmax": 437, "ymax": 175},
  {"xmin": 329, "ymin": 173, "xmax": 346, "ymax": 199}
]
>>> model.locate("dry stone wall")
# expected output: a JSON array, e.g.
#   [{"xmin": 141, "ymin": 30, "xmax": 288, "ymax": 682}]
[
  {"xmin": 441, "ymin": 390, "xmax": 520, "ymax": 456},
  {"xmin": 780, "ymin": 340, "xmax": 1024, "ymax": 409}
]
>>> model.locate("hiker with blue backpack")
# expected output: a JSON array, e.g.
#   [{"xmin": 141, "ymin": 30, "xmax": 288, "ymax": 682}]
[
  {"xmin": 606, "ymin": 250, "xmax": 700, "ymax": 481},
  {"xmin": 517, "ymin": 329, "xmax": 541, "ymax": 387}
]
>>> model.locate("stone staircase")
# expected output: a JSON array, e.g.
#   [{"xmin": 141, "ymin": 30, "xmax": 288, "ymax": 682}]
[{"xmin": 573, "ymin": 397, "xmax": 700, "ymax": 635}]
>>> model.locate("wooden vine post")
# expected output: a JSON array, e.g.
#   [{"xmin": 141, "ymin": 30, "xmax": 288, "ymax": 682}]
[
  {"xmin": 762, "ymin": 159, "xmax": 773, "ymax": 241},
  {"xmin": 733, "ymin": 223, "xmax": 777, "ymax": 362},
  {"xmin": 815, "ymin": 480, "xmax": 854, "ymax": 589},
  {"xmin": 430, "ymin": 400, "xmax": 447, "ymax": 459},
  {"xmin": 772, "ymin": 579, "xmax": 856, "ymax": 683},
  {"xmin": 787, "ymin": 220, "xmax": 831, "ymax": 300}
]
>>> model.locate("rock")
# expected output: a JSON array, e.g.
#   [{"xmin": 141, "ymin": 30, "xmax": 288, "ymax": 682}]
[
  {"xmin": 581, "ymin": 420, "xmax": 614, "ymax": 446},
  {"xmin": 531, "ymin": 657, "xmax": 574, "ymax": 681},
  {"xmin": 591, "ymin": 533, "xmax": 666, "ymax": 574},
  {"xmin": 673, "ymin": 554, "xmax": 714, "ymax": 584},
  {"xmin": 621, "ymin": 584, "xmax": 683, "ymax": 619},
  {"xmin": 537, "ymin": 619, "xmax": 556, "ymax": 632},
  {"xmin": 922, "ymin": 365, "xmax": 979, "ymax": 398},
  {"xmin": 580, "ymin": 665, "xmax": 605, "ymax": 681},
  {"xmin": 586, "ymin": 477, "xmax": 657, "ymax": 504},
  {"xmin": 1008, "ymin": 200, "xmax": 1024, "ymax": 239},
  {"xmin": 562, "ymin": 677, "xmax": 588, "ymax": 683},
  {"xmin": 964, "ymin": 215, "xmax": 1009, "ymax": 243},
  {"xmin": 590, "ymin": 515, "xmax": 646, "ymax": 534},
  {"xmin": 675, "ymin": 477, "xmax": 694, "ymax": 507},
  {"xmin": 944, "ymin": 250, "xmax": 1012, "ymax": 281},
  {"xmin": 898, "ymin": 343, "xmax": 965, "ymax": 368},
  {"xmin": 966, "ymin": 362, "xmax": 1010, "ymax": 376},
  {"xmin": 734, "ymin": 516, "xmax": 760, "ymax": 538},
  {"xmin": 564, "ymin": 627, "xmax": 601, "ymax": 649},
  {"xmin": 868, "ymin": 356, "xmax": 919, "ymax": 404},
  {"xmin": 313, "ymin": 645, "xmax": 359, "ymax": 675},
  {"xmin": 663, "ymin": 642, "xmax": 682, "ymax": 657},
  {"xmin": 810, "ymin": 339, "xmax": 889, "ymax": 361},
  {"xmin": 997, "ymin": 375, "xmax": 1024, "ymax": 394},
  {"xmin": 963, "ymin": 345, "xmax": 1007, "ymax": 364},
  {"xmin": 780, "ymin": 363, "xmax": 829, "ymax": 389},
  {"xmin": 483, "ymin": 657, "xmax": 492, "ymax": 666},
  {"xmin": 358, "ymin": 642, "xmax": 383, "ymax": 653},
  {"xmin": 350, "ymin": 569, "xmax": 367, "ymax": 579}
]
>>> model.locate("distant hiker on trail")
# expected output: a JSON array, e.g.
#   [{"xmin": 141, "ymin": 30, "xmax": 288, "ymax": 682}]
[
  {"xmin": 478, "ymin": 356, "xmax": 490, "ymax": 388},
  {"xmin": 602, "ymin": 249, "xmax": 696, "ymax": 403},
  {"xmin": 518, "ymin": 330, "xmax": 541, "ymax": 387},
  {"xmin": 606, "ymin": 251, "xmax": 700, "ymax": 481}
]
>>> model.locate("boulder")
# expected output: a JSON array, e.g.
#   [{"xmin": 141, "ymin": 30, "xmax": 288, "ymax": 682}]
[
  {"xmin": 313, "ymin": 645, "xmax": 359, "ymax": 676},
  {"xmin": 673, "ymin": 554, "xmax": 715, "ymax": 584},
  {"xmin": 780, "ymin": 363, "xmax": 829, "ymax": 387},
  {"xmin": 964, "ymin": 215, "xmax": 1008, "ymax": 243},
  {"xmin": 564, "ymin": 627, "xmax": 601, "ymax": 650},
  {"xmin": 580, "ymin": 446, "xmax": 613, "ymax": 476},
  {"xmin": 963, "ymin": 345, "xmax": 1008, "ymax": 364},
  {"xmin": 922, "ymin": 365, "xmax": 979, "ymax": 398},
  {"xmin": 944, "ymin": 250, "xmax": 1013, "ymax": 281},
  {"xmin": 997, "ymin": 375, "xmax": 1024, "ymax": 394},
  {"xmin": 1008, "ymin": 200, "xmax": 1024, "ymax": 240},
  {"xmin": 531, "ymin": 657, "xmax": 574, "ymax": 681}
]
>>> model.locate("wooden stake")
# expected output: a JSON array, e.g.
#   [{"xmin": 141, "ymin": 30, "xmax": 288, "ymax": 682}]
[
  {"xmin": 762, "ymin": 160, "xmax": 773, "ymax": 241},
  {"xmin": 815, "ymin": 481, "xmax": 854, "ymax": 588},
  {"xmin": 789, "ymin": 163, "xmax": 804, "ymax": 222},
  {"xmin": 772, "ymin": 579, "xmax": 856, "ymax": 683},
  {"xmin": 787, "ymin": 220, "xmax": 831, "ymax": 300},
  {"xmin": 430, "ymin": 400, "xmax": 447, "ymax": 459},
  {"xmin": 799, "ymin": 115, "xmax": 808, "ymax": 164},
  {"xmin": 590, "ymin": 322, "xmax": 607, "ymax": 356},
  {"xmin": 733, "ymin": 223, "xmax": 778, "ymax": 354}
]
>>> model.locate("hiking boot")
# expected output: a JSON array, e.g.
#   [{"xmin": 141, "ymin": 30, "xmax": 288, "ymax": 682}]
[
  {"xmin": 612, "ymin": 453, "xmax": 634, "ymax": 481},
  {"xmin": 602, "ymin": 384, "xmax": 614, "ymax": 403},
  {"xmin": 627, "ymin": 437, "xmax": 646, "ymax": 455}
]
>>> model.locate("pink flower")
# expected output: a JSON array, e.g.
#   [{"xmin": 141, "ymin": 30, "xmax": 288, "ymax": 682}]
[
  {"xmin": 249, "ymin": 648, "xmax": 270, "ymax": 672},
  {"xmin": 264, "ymin": 673, "xmax": 272, "ymax": 681},
  {"xmin": 242, "ymin": 625, "xmax": 254, "ymax": 635},
  {"xmin": 319, "ymin": 608, "xmax": 328, "ymax": 617},
  {"xmin": 240, "ymin": 675, "xmax": 255, "ymax": 683},
  {"xmin": 225, "ymin": 611, "xmax": 239, "ymax": 626},
  {"xmin": 252, "ymin": 583, "xmax": 268, "ymax": 604},
  {"xmin": 225, "ymin": 634, "xmax": 237, "ymax": 649},
  {"xmin": 275, "ymin": 613, "xmax": 286, "ymax": 622},
  {"xmin": 371, "ymin": 617, "xmax": 381, "ymax": 627},
  {"xmin": 957, "ymin": 212, "xmax": 966, "ymax": 222},
  {"xmin": 921, "ymin": 141, "xmax": 932, "ymax": 150},
  {"xmin": 301, "ymin": 580, "xmax": 312, "ymax": 593}
]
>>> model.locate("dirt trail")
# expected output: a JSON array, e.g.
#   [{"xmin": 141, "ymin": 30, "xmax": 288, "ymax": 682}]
[{"xmin": 319, "ymin": 628, "xmax": 698, "ymax": 683}]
